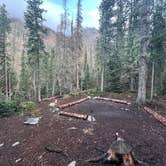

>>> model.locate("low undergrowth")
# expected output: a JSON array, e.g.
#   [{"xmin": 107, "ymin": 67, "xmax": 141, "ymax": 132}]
[{"xmin": 0, "ymin": 100, "xmax": 23, "ymax": 116}]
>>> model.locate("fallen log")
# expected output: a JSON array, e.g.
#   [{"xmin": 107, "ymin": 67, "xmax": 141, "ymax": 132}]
[
  {"xmin": 58, "ymin": 97, "xmax": 90, "ymax": 109},
  {"xmin": 93, "ymin": 96, "xmax": 131, "ymax": 105},
  {"xmin": 59, "ymin": 111, "xmax": 88, "ymax": 120},
  {"xmin": 144, "ymin": 107, "xmax": 166, "ymax": 126}
]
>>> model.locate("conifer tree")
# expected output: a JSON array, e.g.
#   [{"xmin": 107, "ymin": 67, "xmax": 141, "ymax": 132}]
[
  {"xmin": 0, "ymin": 4, "xmax": 10, "ymax": 99},
  {"xmin": 75, "ymin": 0, "xmax": 83, "ymax": 91},
  {"xmin": 98, "ymin": 0, "xmax": 115, "ymax": 91},
  {"xmin": 24, "ymin": 0, "xmax": 46, "ymax": 101},
  {"xmin": 150, "ymin": 3, "xmax": 166, "ymax": 96},
  {"xmin": 82, "ymin": 52, "xmax": 90, "ymax": 90}
]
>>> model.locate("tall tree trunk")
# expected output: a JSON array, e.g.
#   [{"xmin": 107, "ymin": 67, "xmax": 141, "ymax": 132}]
[
  {"xmin": 52, "ymin": 78, "xmax": 56, "ymax": 96},
  {"xmin": 101, "ymin": 66, "xmax": 104, "ymax": 92},
  {"xmin": 130, "ymin": 69, "xmax": 134, "ymax": 91},
  {"xmin": 33, "ymin": 70, "xmax": 37, "ymax": 101},
  {"xmin": 37, "ymin": 58, "xmax": 41, "ymax": 102},
  {"xmin": 4, "ymin": 55, "xmax": 8, "ymax": 99},
  {"xmin": 136, "ymin": 56, "xmax": 147, "ymax": 104},
  {"xmin": 150, "ymin": 61, "xmax": 155, "ymax": 101},
  {"xmin": 8, "ymin": 71, "xmax": 12, "ymax": 99},
  {"xmin": 130, "ymin": 75, "xmax": 134, "ymax": 92},
  {"xmin": 136, "ymin": 0, "xmax": 150, "ymax": 105},
  {"xmin": 76, "ymin": 60, "xmax": 80, "ymax": 91}
]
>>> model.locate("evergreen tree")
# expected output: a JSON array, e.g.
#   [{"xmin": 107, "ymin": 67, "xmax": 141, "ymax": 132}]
[
  {"xmin": 98, "ymin": 0, "xmax": 115, "ymax": 91},
  {"xmin": 75, "ymin": 0, "xmax": 83, "ymax": 91},
  {"xmin": 82, "ymin": 52, "xmax": 90, "ymax": 90},
  {"xmin": 150, "ymin": 3, "xmax": 166, "ymax": 96},
  {"xmin": 0, "ymin": 4, "xmax": 11, "ymax": 99},
  {"xmin": 136, "ymin": 0, "xmax": 154, "ymax": 104},
  {"xmin": 24, "ymin": 0, "xmax": 46, "ymax": 101},
  {"xmin": 19, "ymin": 50, "xmax": 31, "ymax": 99}
]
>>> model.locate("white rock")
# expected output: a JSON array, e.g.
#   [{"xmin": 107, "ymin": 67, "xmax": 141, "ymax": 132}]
[
  {"xmin": 0, "ymin": 143, "xmax": 4, "ymax": 147},
  {"xmin": 12, "ymin": 141, "xmax": 20, "ymax": 147},
  {"xmin": 68, "ymin": 161, "xmax": 76, "ymax": 166},
  {"xmin": 24, "ymin": 117, "xmax": 40, "ymax": 125},
  {"xmin": 87, "ymin": 115, "xmax": 96, "ymax": 122},
  {"xmin": 55, "ymin": 108, "xmax": 60, "ymax": 111},
  {"xmin": 49, "ymin": 102, "xmax": 56, "ymax": 107},
  {"xmin": 38, "ymin": 155, "xmax": 43, "ymax": 160},
  {"xmin": 15, "ymin": 158, "xmax": 21, "ymax": 163},
  {"xmin": 68, "ymin": 127, "xmax": 77, "ymax": 130}
]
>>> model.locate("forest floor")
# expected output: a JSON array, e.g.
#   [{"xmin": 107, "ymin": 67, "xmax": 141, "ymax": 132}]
[{"xmin": 0, "ymin": 94, "xmax": 166, "ymax": 166}]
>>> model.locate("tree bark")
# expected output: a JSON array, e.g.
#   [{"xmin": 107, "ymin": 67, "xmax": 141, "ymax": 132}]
[
  {"xmin": 136, "ymin": 56, "xmax": 147, "ymax": 104},
  {"xmin": 76, "ymin": 60, "xmax": 80, "ymax": 91},
  {"xmin": 52, "ymin": 78, "xmax": 56, "ymax": 97},
  {"xmin": 4, "ymin": 55, "xmax": 8, "ymax": 99},
  {"xmin": 33, "ymin": 70, "xmax": 37, "ymax": 101},
  {"xmin": 59, "ymin": 111, "xmax": 88, "ymax": 120},
  {"xmin": 100, "ymin": 66, "xmax": 104, "ymax": 92},
  {"xmin": 136, "ymin": 0, "xmax": 150, "ymax": 105},
  {"xmin": 150, "ymin": 61, "xmax": 155, "ymax": 101},
  {"xmin": 37, "ymin": 56, "xmax": 41, "ymax": 102},
  {"xmin": 130, "ymin": 71, "xmax": 134, "ymax": 91}
]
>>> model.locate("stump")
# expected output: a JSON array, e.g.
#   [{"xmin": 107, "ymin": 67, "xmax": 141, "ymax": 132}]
[{"xmin": 87, "ymin": 133, "xmax": 137, "ymax": 166}]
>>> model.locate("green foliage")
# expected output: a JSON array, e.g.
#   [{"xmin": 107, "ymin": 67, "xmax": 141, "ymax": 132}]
[
  {"xmin": 0, "ymin": 100, "xmax": 23, "ymax": 116},
  {"xmin": 25, "ymin": 101, "xmax": 35, "ymax": 110},
  {"xmin": 0, "ymin": 4, "xmax": 11, "ymax": 98},
  {"xmin": 150, "ymin": 4, "xmax": 166, "ymax": 96},
  {"xmin": 82, "ymin": 52, "xmax": 91, "ymax": 90},
  {"xmin": 24, "ymin": 0, "xmax": 46, "ymax": 101},
  {"xmin": 19, "ymin": 51, "xmax": 31, "ymax": 99}
]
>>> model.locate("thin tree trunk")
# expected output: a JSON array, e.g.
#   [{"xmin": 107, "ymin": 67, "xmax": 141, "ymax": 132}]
[
  {"xmin": 101, "ymin": 66, "xmax": 104, "ymax": 92},
  {"xmin": 33, "ymin": 70, "xmax": 37, "ymax": 101},
  {"xmin": 76, "ymin": 60, "xmax": 80, "ymax": 91},
  {"xmin": 4, "ymin": 55, "xmax": 8, "ymax": 99},
  {"xmin": 150, "ymin": 61, "xmax": 155, "ymax": 101},
  {"xmin": 52, "ymin": 78, "xmax": 56, "ymax": 96},
  {"xmin": 37, "ymin": 55, "xmax": 41, "ymax": 102},
  {"xmin": 130, "ymin": 72, "xmax": 134, "ymax": 91},
  {"xmin": 8, "ymin": 71, "xmax": 12, "ymax": 99},
  {"xmin": 46, "ymin": 82, "xmax": 49, "ymax": 98},
  {"xmin": 136, "ymin": 56, "xmax": 147, "ymax": 104}
]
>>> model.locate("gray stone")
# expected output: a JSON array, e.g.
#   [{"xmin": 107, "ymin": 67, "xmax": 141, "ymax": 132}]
[
  {"xmin": 15, "ymin": 158, "xmax": 21, "ymax": 163},
  {"xmin": 0, "ymin": 143, "xmax": 4, "ymax": 147},
  {"xmin": 87, "ymin": 115, "xmax": 96, "ymax": 122},
  {"xmin": 68, "ymin": 127, "xmax": 77, "ymax": 130},
  {"xmin": 68, "ymin": 161, "xmax": 76, "ymax": 166},
  {"xmin": 12, "ymin": 141, "xmax": 20, "ymax": 147},
  {"xmin": 24, "ymin": 117, "xmax": 40, "ymax": 125}
]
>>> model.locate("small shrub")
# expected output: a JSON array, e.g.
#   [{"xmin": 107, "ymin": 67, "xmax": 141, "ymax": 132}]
[
  {"xmin": 0, "ymin": 100, "xmax": 23, "ymax": 116},
  {"xmin": 26, "ymin": 101, "xmax": 35, "ymax": 110}
]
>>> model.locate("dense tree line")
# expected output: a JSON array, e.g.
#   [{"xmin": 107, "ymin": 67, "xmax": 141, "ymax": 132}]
[
  {"xmin": 0, "ymin": 0, "xmax": 165, "ymax": 104},
  {"xmin": 97, "ymin": 0, "xmax": 166, "ymax": 104}
]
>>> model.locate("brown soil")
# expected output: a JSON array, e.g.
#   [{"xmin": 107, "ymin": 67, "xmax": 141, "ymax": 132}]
[{"xmin": 0, "ymin": 97, "xmax": 166, "ymax": 166}]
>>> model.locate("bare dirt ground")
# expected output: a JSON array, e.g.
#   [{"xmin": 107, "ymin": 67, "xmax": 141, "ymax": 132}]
[{"xmin": 0, "ymin": 96, "xmax": 166, "ymax": 166}]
